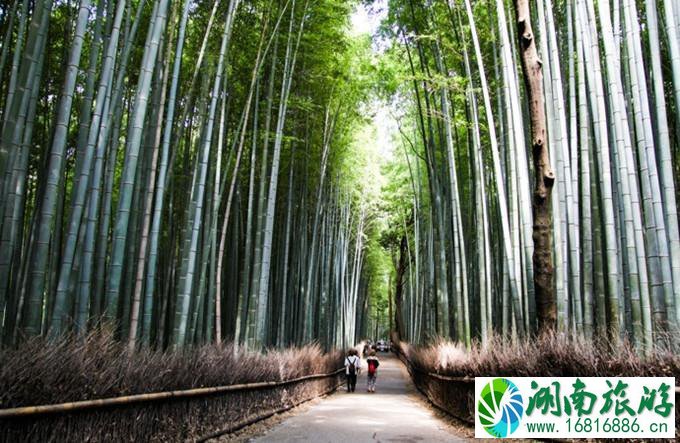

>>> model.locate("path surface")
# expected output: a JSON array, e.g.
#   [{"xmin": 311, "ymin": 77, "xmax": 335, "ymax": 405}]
[{"xmin": 251, "ymin": 353, "xmax": 468, "ymax": 442}]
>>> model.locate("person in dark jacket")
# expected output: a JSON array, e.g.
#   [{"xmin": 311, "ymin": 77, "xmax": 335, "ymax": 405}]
[{"xmin": 366, "ymin": 350, "xmax": 380, "ymax": 393}]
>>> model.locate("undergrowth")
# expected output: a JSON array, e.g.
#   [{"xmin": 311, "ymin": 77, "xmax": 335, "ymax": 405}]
[
  {"xmin": 0, "ymin": 330, "xmax": 343, "ymax": 409},
  {"xmin": 0, "ymin": 331, "xmax": 347, "ymax": 441},
  {"xmin": 398, "ymin": 331, "xmax": 679, "ymax": 439},
  {"xmin": 402, "ymin": 331, "xmax": 680, "ymax": 378}
]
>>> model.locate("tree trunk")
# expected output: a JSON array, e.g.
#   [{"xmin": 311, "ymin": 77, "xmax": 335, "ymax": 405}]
[
  {"xmin": 512, "ymin": 0, "xmax": 556, "ymax": 330},
  {"xmin": 393, "ymin": 235, "xmax": 408, "ymax": 341}
]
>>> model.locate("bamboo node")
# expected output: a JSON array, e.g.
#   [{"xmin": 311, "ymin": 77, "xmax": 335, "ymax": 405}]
[
  {"xmin": 544, "ymin": 170, "xmax": 555, "ymax": 187},
  {"xmin": 520, "ymin": 28, "xmax": 533, "ymax": 46}
]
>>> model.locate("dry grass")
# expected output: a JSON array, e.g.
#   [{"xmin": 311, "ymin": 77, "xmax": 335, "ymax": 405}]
[
  {"xmin": 398, "ymin": 331, "xmax": 680, "ymax": 439},
  {"xmin": 0, "ymin": 330, "xmax": 343, "ymax": 408},
  {"xmin": 403, "ymin": 331, "xmax": 680, "ymax": 378},
  {"xmin": 0, "ymin": 331, "xmax": 346, "ymax": 441}
]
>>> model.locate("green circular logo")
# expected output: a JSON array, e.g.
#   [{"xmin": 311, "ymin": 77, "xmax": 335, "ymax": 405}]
[{"xmin": 478, "ymin": 378, "xmax": 524, "ymax": 437}]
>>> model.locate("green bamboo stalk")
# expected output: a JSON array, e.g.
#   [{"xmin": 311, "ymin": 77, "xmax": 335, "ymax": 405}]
[
  {"xmin": 173, "ymin": 0, "xmax": 240, "ymax": 348},
  {"xmin": 106, "ymin": 0, "xmax": 170, "ymax": 325}
]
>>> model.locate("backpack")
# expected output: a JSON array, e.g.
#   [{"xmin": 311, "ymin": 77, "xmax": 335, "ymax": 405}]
[
  {"xmin": 368, "ymin": 360, "xmax": 377, "ymax": 376},
  {"xmin": 348, "ymin": 357, "xmax": 356, "ymax": 375}
]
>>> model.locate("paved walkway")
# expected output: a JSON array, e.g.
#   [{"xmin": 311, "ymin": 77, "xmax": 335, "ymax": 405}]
[{"xmin": 251, "ymin": 354, "xmax": 467, "ymax": 442}]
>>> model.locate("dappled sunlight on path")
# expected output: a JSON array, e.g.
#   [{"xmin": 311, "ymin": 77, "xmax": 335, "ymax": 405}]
[{"xmin": 251, "ymin": 354, "xmax": 467, "ymax": 442}]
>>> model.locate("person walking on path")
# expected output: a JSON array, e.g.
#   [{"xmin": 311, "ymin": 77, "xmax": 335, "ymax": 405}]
[
  {"xmin": 366, "ymin": 350, "xmax": 380, "ymax": 393},
  {"xmin": 362, "ymin": 342, "xmax": 371, "ymax": 358},
  {"xmin": 344, "ymin": 349, "xmax": 361, "ymax": 392}
]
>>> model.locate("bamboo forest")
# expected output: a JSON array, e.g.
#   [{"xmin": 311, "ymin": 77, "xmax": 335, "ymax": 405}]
[
  {"xmin": 0, "ymin": 0, "xmax": 680, "ymax": 350},
  {"xmin": 0, "ymin": 0, "xmax": 679, "ymax": 440}
]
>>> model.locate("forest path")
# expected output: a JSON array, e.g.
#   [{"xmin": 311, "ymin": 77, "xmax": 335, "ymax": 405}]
[{"xmin": 250, "ymin": 353, "xmax": 468, "ymax": 442}]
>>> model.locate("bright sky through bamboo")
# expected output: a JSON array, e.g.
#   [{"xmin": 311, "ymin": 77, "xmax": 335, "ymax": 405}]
[
  {"xmin": 351, "ymin": 1, "xmax": 397, "ymax": 163},
  {"xmin": 350, "ymin": 0, "xmax": 386, "ymax": 39}
]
